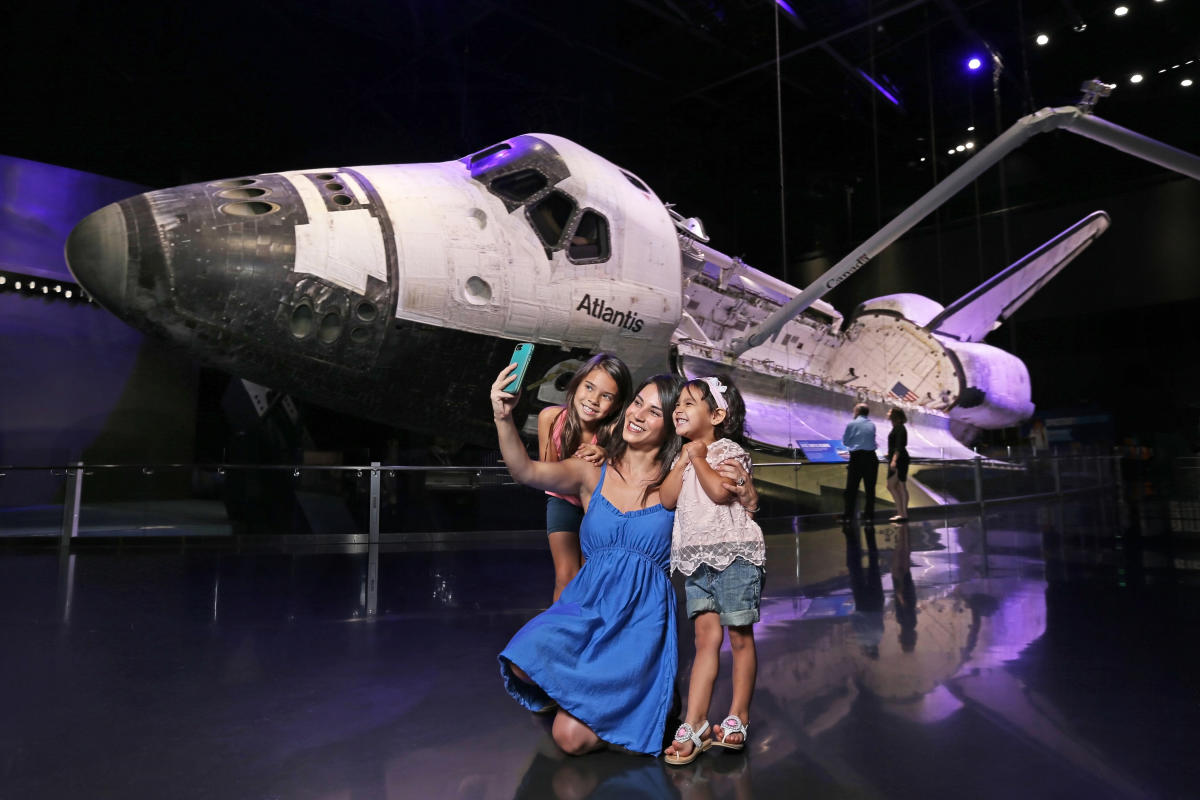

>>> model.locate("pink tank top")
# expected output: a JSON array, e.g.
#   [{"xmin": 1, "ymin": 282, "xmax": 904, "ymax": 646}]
[{"xmin": 546, "ymin": 409, "xmax": 596, "ymax": 507}]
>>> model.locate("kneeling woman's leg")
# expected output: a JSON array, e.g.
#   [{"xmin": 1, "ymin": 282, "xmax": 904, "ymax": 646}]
[
  {"xmin": 552, "ymin": 709, "xmax": 604, "ymax": 755},
  {"xmin": 509, "ymin": 662, "xmax": 532, "ymax": 683}
]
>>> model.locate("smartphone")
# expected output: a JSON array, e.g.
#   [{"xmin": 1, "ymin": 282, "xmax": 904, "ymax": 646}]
[{"xmin": 504, "ymin": 342, "xmax": 535, "ymax": 393}]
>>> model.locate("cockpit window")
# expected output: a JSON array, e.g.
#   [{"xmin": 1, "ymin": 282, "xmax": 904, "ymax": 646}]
[
  {"xmin": 468, "ymin": 142, "xmax": 511, "ymax": 166},
  {"xmin": 621, "ymin": 170, "xmax": 650, "ymax": 193},
  {"xmin": 490, "ymin": 169, "xmax": 548, "ymax": 203},
  {"xmin": 528, "ymin": 191, "xmax": 576, "ymax": 247},
  {"xmin": 462, "ymin": 135, "xmax": 571, "ymax": 212},
  {"xmin": 567, "ymin": 210, "xmax": 611, "ymax": 263}
]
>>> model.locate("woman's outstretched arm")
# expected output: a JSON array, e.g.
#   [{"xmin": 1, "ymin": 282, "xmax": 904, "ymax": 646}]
[{"xmin": 491, "ymin": 365, "xmax": 591, "ymax": 496}]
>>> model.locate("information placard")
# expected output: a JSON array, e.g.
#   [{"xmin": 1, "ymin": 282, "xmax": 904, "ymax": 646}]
[{"xmin": 797, "ymin": 439, "xmax": 849, "ymax": 463}]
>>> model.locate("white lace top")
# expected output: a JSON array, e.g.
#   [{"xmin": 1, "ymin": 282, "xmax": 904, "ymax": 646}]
[{"xmin": 671, "ymin": 438, "xmax": 765, "ymax": 576}]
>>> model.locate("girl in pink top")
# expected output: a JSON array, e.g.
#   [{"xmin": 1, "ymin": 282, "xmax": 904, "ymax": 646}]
[
  {"xmin": 535, "ymin": 354, "xmax": 632, "ymax": 601},
  {"xmin": 660, "ymin": 375, "xmax": 764, "ymax": 765}
]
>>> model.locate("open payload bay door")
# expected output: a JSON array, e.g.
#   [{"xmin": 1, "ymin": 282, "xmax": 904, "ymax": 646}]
[{"xmin": 676, "ymin": 347, "xmax": 979, "ymax": 461}]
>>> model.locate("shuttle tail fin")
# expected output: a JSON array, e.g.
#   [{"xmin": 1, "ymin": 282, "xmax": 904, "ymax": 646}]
[{"xmin": 926, "ymin": 211, "xmax": 1110, "ymax": 342}]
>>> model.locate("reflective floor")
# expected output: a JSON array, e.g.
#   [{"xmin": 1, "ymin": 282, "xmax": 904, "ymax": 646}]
[{"xmin": 3, "ymin": 493, "xmax": 1200, "ymax": 799}]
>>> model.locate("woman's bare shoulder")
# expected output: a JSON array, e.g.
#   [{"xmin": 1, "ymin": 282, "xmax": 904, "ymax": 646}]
[{"xmin": 578, "ymin": 457, "xmax": 603, "ymax": 490}]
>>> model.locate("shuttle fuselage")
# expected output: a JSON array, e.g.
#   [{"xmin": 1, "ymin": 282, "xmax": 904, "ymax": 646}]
[{"xmin": 65, "ymin": 133, "xmax": 1105, "ymax": 456}]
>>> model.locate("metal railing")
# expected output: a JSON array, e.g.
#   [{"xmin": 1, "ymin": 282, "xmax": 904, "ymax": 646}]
[
  {"xmin": 0, "ymin": 454, "xmax": 1126, "ymax": 620},
  {"xmin": 0, "ymin": 453, "xmax": 1123, "ymax": 543}
]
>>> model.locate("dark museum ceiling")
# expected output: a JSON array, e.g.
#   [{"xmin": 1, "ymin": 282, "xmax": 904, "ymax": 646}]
[{"xmin": 4, "ymin": 0, "xmax": 1199, "ymax": 280}]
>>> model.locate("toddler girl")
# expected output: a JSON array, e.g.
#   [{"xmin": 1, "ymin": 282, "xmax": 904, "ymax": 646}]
[{"xmin": 660, "ymin": 375, "xmax": 764, "ymax": 765}]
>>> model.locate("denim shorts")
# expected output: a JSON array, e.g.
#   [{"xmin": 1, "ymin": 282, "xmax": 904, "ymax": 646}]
[
  {"xmin": 545, "ymin": 495, "xmax": 584, "ymax": 535},
  {"xmin": 683, "ymin": 557, "xmax": 764, "ymax": 627}
]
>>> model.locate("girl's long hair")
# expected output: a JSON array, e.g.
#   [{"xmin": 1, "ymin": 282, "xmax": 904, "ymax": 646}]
[
  {"xmin": 606, "ymin": 374, "xmax": 685, "ymax": 505},
  {"xmin": 682, "ymin": 374, "xmax": 748, "ymax": 446},
  {"xmin": 547, "ymin": 353, "xmax": 632, "ymax": 461}
]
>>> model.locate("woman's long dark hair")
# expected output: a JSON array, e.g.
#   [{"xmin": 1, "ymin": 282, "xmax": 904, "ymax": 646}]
[
  {"xmin": 606, "ymin": 374, "xmax": 684, "ymax": 505},
  {"xmin": 546, "ymin": 353, "xmax": 632, "ymax": 461}
]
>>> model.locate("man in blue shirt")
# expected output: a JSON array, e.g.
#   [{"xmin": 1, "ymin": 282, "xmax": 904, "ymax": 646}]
[{"xmin": 841, "ymin": 403, "xmax": 879, "ymax": 522}]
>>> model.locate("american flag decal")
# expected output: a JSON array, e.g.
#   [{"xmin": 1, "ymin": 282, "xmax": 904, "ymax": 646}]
[{"xmin": 889, "ymin": 381, "xmax": 919, "ymax": 403}]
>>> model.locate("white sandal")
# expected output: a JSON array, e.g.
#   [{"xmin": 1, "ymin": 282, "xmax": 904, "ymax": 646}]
[
  {"xmin": 664, "ymin": 720, "xmax": 711, "ymax": 765},
  {"xmin": 713, "ymin": 715, "xmax": 748, "ymax": 751}
]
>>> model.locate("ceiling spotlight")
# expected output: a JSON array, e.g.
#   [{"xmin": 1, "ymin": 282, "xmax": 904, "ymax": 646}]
[
  {"xmin": 65, "ymin": 290, "xmax": 73, "ymax": 299},
  {"xmin": 1114, "ymin": 6, "xmax": 1129, "ymax": 17},
  {"xmin": 0, "ymin": 276, "xmax": 6, "ymax": 286},
  {"xmin": 1130, "ymin": 73, "xmax": 1144, "ymax": 84},
  {"xmin": 1036, "ymin": 34, "xmax": 1049, "ymax": 46},
  {"xmin": 1073, "ymin": 22, "xmax": 1088, "ymax": 32},
  {"xmin": 965, "ymin": 141, "xmax": 976, "ymax": 149},
  {"xmin": 967, "ymin": 56, "xmax": 983, "ymax": 71},
  {"xmin": 1183, "ymin": 79, "xmax": 1194, "ymax": 87},
  {"xmin": 956, "ymin": 145, "xmax": 966, "ymax": 152},
  {"xmin": 920, "ymin": 156, "xmax": 927, "ymax": 162},
  {"xmin": 967, "ymin": 125, "xmax": 975, "ymax": 132},
  {"xmin": 948, "ymin": 149, "xmax": 956, "ymax": 155}
]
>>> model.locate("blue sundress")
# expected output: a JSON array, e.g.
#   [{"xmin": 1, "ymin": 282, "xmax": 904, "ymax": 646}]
[{"xmin": 499, "ymin": 463, "xmax": 677, "ymax": 755}]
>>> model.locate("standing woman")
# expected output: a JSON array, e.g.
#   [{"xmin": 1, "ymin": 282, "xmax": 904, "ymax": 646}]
[
  {"xmin": 537, "ymin": 354, "xmax": 632, "ymax": 601},
  {"xmin": 886, "ymin": 408, "xmax": 910, "ymax": 522},
  {"xmin": 491, "ymin": 366, "xmax": 684, "ymax": 756}
]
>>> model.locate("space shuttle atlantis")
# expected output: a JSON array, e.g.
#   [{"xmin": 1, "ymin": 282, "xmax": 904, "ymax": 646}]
[{"xmin": 65, "ymin": 132, "xmax": 1110, "ymax": 459}]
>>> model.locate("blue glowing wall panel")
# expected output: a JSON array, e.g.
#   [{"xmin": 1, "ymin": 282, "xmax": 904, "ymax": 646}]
[{"xmin": 0, "ymin": 156, "xmax": 198, "ymax": 505}]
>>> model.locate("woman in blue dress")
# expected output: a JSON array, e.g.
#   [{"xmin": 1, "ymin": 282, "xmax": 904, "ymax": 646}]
[{"xmin": 490, "ymin": 366, "xmax": 685, "ymax": 755}]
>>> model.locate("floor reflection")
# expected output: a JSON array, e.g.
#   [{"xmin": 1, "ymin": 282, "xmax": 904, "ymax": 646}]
[{"xmin": 2, "ymin": 496, "xmax": 1199, "ymax": 798}]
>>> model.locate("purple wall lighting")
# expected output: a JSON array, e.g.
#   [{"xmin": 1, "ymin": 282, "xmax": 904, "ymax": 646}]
[
  {"xmin": 0, "ymin": 155, "xmax": 198, "ymax": 505},
  {"xmin": 856, "ymin": 69, "xmax": 901, "ymax": 106}
]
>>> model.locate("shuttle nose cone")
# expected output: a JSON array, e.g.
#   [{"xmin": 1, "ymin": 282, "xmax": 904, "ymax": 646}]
[{"xmin": 65, "ymin": 202, "xmax": 128, "ymax": 311}]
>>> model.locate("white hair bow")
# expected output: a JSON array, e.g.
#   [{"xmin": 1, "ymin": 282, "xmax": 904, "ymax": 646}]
[{"xmin": 700, "ymin": 376, "xmax": 728, "ymax": 410}]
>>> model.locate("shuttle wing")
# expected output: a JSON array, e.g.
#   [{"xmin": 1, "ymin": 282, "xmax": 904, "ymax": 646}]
[{"xmin": 926, "ymin": 211, "xmax": 1110, "ymax": 342}]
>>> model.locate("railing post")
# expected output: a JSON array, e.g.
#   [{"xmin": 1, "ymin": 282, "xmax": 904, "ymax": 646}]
[
  {"xmin": 978, "ymin": 509, "xmax": 991, "ymax": 578},
  {"xmin": 60, "ymin": 461, "xmax": 83, "ymax": 545},
  {"xmin": 366, "ymin": 461, "xmax": 381, "ymax": 617},
  {"xmin": 973, "ymin": 456, "xmax": 985, "ymax": 512},
  {"xmin": 939, "ymin": 448, "xmax": 946, "ymax": 507},
  {"xmin": 58, "ymin": 461, "xmax": 83, "ymax": 623},
  {"xmin": 1111, "ymin": 452, "xmax": 1131, "ymax": 533}
]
